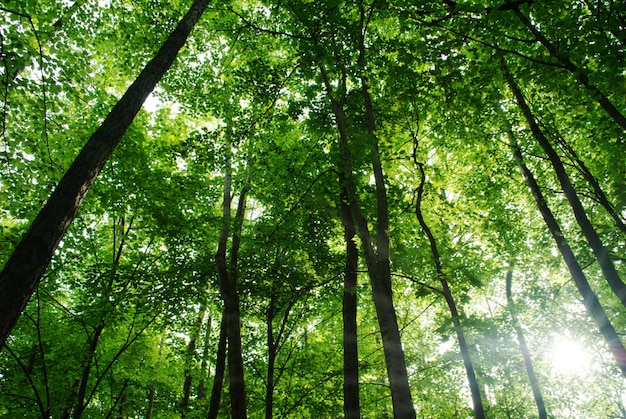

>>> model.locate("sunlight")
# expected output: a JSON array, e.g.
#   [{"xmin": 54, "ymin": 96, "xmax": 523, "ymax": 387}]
[{"xmin": 549, "ymin": 335, "xmax": 590, "ymax": 376}]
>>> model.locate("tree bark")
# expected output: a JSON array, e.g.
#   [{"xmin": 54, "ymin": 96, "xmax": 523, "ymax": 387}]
[
  {"xmin": 505, "ymin": 268, "xmax": 547, "ymax": 419},
  {"xmin": 501, "ymin": 56, "xmax": 626, "ymax": 309},
  {"xmin": 340, "ymin": 185, "xmax": 361, "ymax": 419},
  {"xmin": 414, "ymin": 163, "xmax": 486, "ymax": 419},
  {"xmin": 0, "ymin": 0, "xmax": 211, "ymax": 351},
  {"xmin": 197, "ymin": 315, "xmax": 212, "ymax": 400},
  {"xmin": 181, "ymin": 306, "xmax": 206, "ymax": 414}
]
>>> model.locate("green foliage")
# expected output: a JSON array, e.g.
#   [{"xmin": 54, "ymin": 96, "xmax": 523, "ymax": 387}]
[{"xmin": 1, "ymin": 0, "xmax": 625, "ymax": 417}]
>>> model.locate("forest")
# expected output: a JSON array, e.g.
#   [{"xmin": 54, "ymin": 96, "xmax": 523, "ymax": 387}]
[{"xmin": 0, "ymin": 0, "xmax": 625, "ymax": 417}]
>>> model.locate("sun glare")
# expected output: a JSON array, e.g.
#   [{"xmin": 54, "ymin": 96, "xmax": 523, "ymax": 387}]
[{"xmin": 549, "ymin": 335, "xmax": 590, "ymax": 376}]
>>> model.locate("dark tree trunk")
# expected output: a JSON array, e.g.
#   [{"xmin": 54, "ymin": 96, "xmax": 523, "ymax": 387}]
[
  {"xmin": 501, "ymin": 56, "xmax": 626, "ymax": 309},
  {"xmin": 215, "ymin": 164, "xmax": 249, "ymax": 419},
  {"xmin": 414, "ymin": 163, "xmax": 486, "ymax": 419},
  {"xmin": 505, "ymin": 269, "xmax": 547, "ymax": 419},
  {"xmin": 0, "ymin": 0, "xmax": 211, "ymax": 351},
  {"xmin": 320, "ymin": 64, "xmax": 416, "ymax": 419},
  {"xmin": 511, "ymin": 6, "xmax": 626, "ymax": 131},
  {"xmin": 509, "ymin": 132, "xmax": 626, "ymax": 377},
  {"xmin": 73, "ymin": 323, "xmax": 105, "ymax": 419},
  {"xmin": 207, "ymin": 316, "xmax": 227, "ymax": 419},
  {"xmin": 340, "ymin": 185, "xmax": 361, "ymax": 419}
]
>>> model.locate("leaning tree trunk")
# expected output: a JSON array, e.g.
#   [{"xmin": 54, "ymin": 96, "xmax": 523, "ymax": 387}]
[
  {"xmin": 414, "ymin": 162, "xmax": 486, "ymax": 419},
  {"xmin": 340, "ymin": 183, "xmax": 361, "ymax": 419},
  {"xmin": 0, "ymin": 0, "xmax": 211, "ymax": 351},
  {"xmin": 505, "ymin": 268, "xmax": 548, "ymax": 419},
  {"xmin": 510, "ymin": 5, "xmax": 626, "ymax": 131},
  {"xmin": 501, "ymin": 56, "xmax": 626, "ymax": 309},
  {"xmin": 508, "ymin": 132, "xmax": 626, "ymax": 377}
]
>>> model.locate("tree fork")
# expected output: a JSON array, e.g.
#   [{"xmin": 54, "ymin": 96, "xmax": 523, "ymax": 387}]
[{"xmin": 0, "ymin": 0, "xmax": 211, "ymax": 350}]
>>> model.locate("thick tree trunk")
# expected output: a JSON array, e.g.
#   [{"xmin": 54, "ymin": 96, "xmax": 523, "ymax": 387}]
[
  {"xmin": 0, "ymin": 0, "xmax": 211, "ymax": 351},
  {"xmin": 207, "ymin": 316, "xmax": 227, "ymax": 419},
  {"xmin": 414, "ymin": 163, "xmax": 486, "ymax": 419},
  {"xmin": 510, "ymin": 6, "xmax": 626, "ymax": 131},
  {"xmin": 509, "ymin": 135, "xmax": 626, "ymax": 377},
  {"xmin": 501, "ymin": 56, "xmax": 626, "ymax": 309},
  {"xmin": 505, "ymin": 269, "xmax": 547, "ymax": 419},
  {"xmin": 340, "ymin": 185, "xmax": 361, "ymax": 419}
]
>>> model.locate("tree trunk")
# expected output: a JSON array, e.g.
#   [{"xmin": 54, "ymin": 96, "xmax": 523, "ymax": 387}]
[
  {"xmin": 505, "ymin": 268, "xmax": 547, "ymax": 419},
  {"xmin": 181, "ymin": 306, "xmax": 206, "ymax": 414},
  {"xmin": 197, "ymin": 315, "xmax": 212, "ymax": 400},
  {"xmin": 72, "ymin": 323, "xmax": 105, "ymax": 419},
  {"xmin": 0, "ymin": 0, "xmax": 211, "ymax": 351},
  {"xmin": 215, "ymin": 162, "xmax": 249, "ymax": 419},
  {"xmin": 207, "ymin": 315, "xmax": 227, "ymax": 419},
  {"xmin": 266, "ymin": 296, "xmax": 276, "ymax": 419},
  {"xmin": 414, "ymin": 163, "xmax": 486, "ymax": 419},
  {"xmin": 509, "ymin": 131, "xmax": 626, "ymax": 377},
  {"xmin": 501, "ymin": 56, "xmax": 626, "ymax": 309},
  {"xmin": 510, "ymin": 5, "xmax": 626, "ymax": 131},
  {"xmin": 320, "ymin": 64, "xmax": 416, "ymax": 419},
  {"xmin": 340, "ymin": 185, "xmax": 361, "ymax": 419}
]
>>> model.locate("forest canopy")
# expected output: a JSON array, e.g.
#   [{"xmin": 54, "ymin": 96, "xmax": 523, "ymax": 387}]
[{"xmin": 0, "ymin": 0, "xmax": 625, "ymax": 417}]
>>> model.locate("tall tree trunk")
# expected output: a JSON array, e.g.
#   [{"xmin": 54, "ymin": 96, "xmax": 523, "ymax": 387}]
[
  {"xmin": 509, "ymin": 5, "xmax": 626, "ymax": 131},
  {"xmin": 207, "ymin": 315, "xmax": 227, "ymax": 419},
  {"xmin": 508, "ymin": 131, "xmax": 626, "ymax": 377},
  {"xmin": 340, "ymin": 184, "xmax": 361, "ymax": 419},
  {"xmin": 215, "ymin": 161, "xmax": 249, "ymax": 419},
  {"xmin": 0, "ymin": 0, "xmax": 211, "ymax": 351},
  {"xmin": 505, "ymin": 268, "xmax": 547, "ymax": 419},
  {"xmin": 501, "ymin": 56, "xmax": 626, "ymax": 309},
  {"xmin": 414, "ymin": 163, "xmax": 486, "ymax": 419},
  {"xmin": 320, "ymin": 65, "xmax": 416, "ymax": 419}
]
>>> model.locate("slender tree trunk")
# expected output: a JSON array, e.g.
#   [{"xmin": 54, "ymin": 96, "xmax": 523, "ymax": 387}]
[
  {"xmin": 70, "ymin": 323, "xmax": 105, "ymax": 419},
  {"xmin": 340, "ymin": 185, "xmax": 361, "ymax": 419},
  {"xmin": 501, "ymin": 56, "xmax": 626, "ymax": 309},
  {"xmin": 320, "ymin": 65, "xmax": 416, "ymax": 419},
  {"xmin": 505, "ymin": 268, "xmax": 547, "ymax": 419},
  {"xmin": 146, "ymin": 334, "xmax": 166, "ymax": 419},
  {"xmin": 0, "ymin": 0, "xmax": 211, "ymax": 351},
  {"xmin": 414, "ymin": 163, "xmax": 486, "ymax": 419},
  {"xmin": 509, "ymin": 132, "xmax": 626, "ymax": 377},
  {"xmin": 266, "ymin": 296, "xmax": 277, "ymax": 419},
  {"xmin": 197, "ymin": 315, "xmax": 212, "ymax": 400},
  {"xmin": 215, "ymin": 162, "xmax": 249, "ymax": 419},
  {"xmin": 510, "ymin": 5, "xmax": 626, "ymax": 131},
  {"xmin": 181, "ymin": 306, "xmax": 206, "ymax": 414},
  {"xmin": 207, "ymin": 315, "xmax": 227, "ymax": 419}
]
